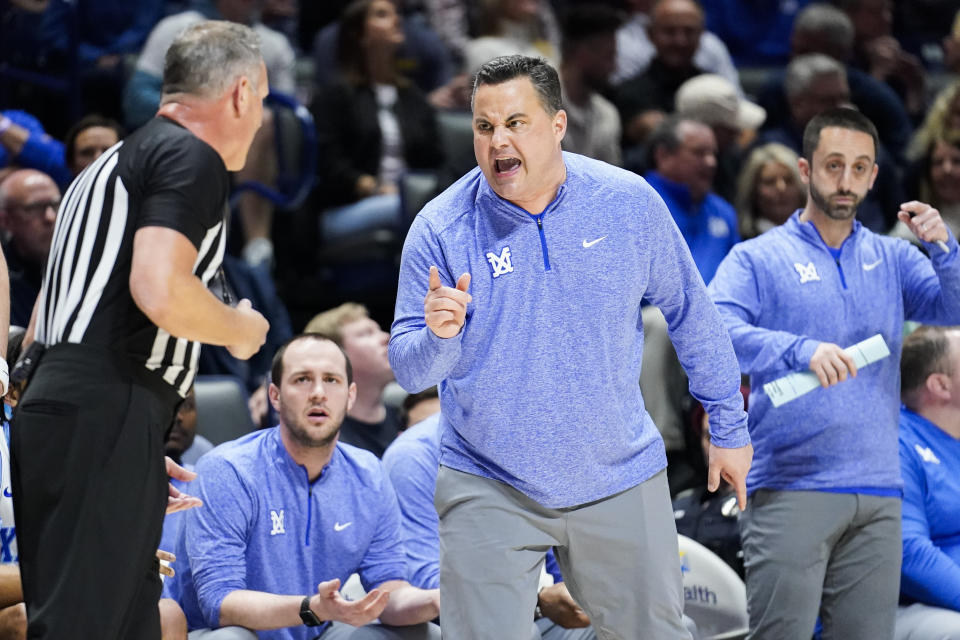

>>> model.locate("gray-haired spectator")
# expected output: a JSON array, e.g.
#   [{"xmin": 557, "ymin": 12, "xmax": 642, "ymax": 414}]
[{"xmin": 756, "ymin": 2, "xmax": 912, "ymax": 165}]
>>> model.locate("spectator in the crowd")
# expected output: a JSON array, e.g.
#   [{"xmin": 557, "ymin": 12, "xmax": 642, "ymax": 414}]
[
  {"xmin": 673, "ymin": 389, "xmax": 749, "ymax": 579},
  {"xmin": 305, "ymin": 302, "xmax": 400, "ymax": 457},
  {"xmin": 615, "ymin": 0, "xmax": 707, "ymax": 147},
  {"xmin": 675, "ymin": 73, "xmax": 766, "ymax": 202},
  {"xmin": 943, "ymin": 10, "xmax": 960, "ymax": 75},
  {"xmin": 63, "ymin": 114, "xmax": 124, "ymax": 177},
  {"xmin": 312, "ymin": 0, "xmax": 454, "ymax": 96},
  {"xmin": 699, "ymin": 0, "xmax": 813, "ymax": 66},
  {"xmin": 612, "ymin": 0, "xmax": 740, "ymax": 91},
  {"xmin": 123, "ymin": 0, "xmax": 296, "ymax": 129},
  {"xmin": 171, "ymin": 334, "xmax": 441, "ymax": 639},
  {"xmin": 837, "ymin": 0, "xmax": 925, "ymax": 121},
  {"xmin": 310, "ymin": 0, "xmax": 443, "ymax": 243},
  {"xmin": 123, "ymin": 0, "xmax": 296, "ymax": 266},
  {"xmin": 709, "ymin": 107, "xmax": 960, "ymax": 640},
  {"xmin": 464, "ymin": 0, "xmax": 561, "ymax": 75},
  {"xmin": 558, "ymin": 5, "xmax": 622, "ymax": 166},
  {"xmin": 0, "ymin": 169, "xmax": 58, "ymax": 327},
  {"xmin": 754, "ymin": 53, "xmax": 904, "ymax": 233},
  {"xmin": 893, "ymin": 131, "xmax": 960, "ymax": 243},
  {"xmin": 645, "ymin": 116, "xmax": 739, "ymax": 285},
  {"xmin": 757, "ymin": 3, "xmax": 912, "ymax": 166},
  {"xmin": 398, "ymin": 385, "xmax": 439, "ymax": 431},
  {"xmin": 897, "ymin": 325, "xmax": 960, "ymax": 639},
  {"xmin": 734, "ymin": 143, "xmax": 805, "ymax": 239},
  {"xmin": 0, "ymin": 111, "xmax": 72, "ymax": 188},
  {"xmin": 907, "ymin": 80, "xmax": 960, "ymax": 163}
]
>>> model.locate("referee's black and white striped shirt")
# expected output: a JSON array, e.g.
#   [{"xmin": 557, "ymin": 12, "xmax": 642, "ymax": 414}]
[{"xmin": 35, "ymin": 117, "xmax": 229, "ymax": 397}]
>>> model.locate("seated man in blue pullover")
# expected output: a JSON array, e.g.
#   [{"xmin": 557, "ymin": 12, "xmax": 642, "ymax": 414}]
[
  {"xmin": 896, "ymin": 326, "xmax": 960, "ymax": 639},
  {"xmin": 390, "ymin": 54, "xmax": 751, "ymax": 640},
  {"xmin": 709, "ymin": 107, "xmax": 960, "ymax": 640},
  {"xmin": 171, "ymin": 333, "xmax": 441, "ymax": 640}
]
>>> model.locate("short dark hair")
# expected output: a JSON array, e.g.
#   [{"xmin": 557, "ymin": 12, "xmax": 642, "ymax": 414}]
[
  {"xmin": 399, "ymin": 385, "xmax": 439, "ymax": 429},
  {"xmin": 270, "ymin": 333, "xmax": 353, "ymax": 387},
  {"xmin": 472, "ymin": 55, "xmax": 563, "ymax": 115},
  {"xmin": 64, "ymin": 114, "xmax": 125, "ymax": 165},
  {"xmin": 901, "ymin": 325, "xmax": 956, "ymax": 409},
  {"xmin": 560, "ymin": 6, "xmax": 623, "ymax": 57},
  {"xmin": 802, "ymin": 107, "xmax": 879, "ymax": 162}
]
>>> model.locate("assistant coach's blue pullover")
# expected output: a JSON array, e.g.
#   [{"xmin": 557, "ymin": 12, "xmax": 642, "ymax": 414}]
[
  {"xmin": 389, "ymin": 151, "xmax": 749, "ymax": 508},
  {"xmin": 173, "ymin": 428, "xmax": 407, "ymax": 639},
  {"xmin": 899, "ymin": 407, "xmax": 960, "ymax": 612},
  {"xmin": 709, "ymin": 212, "xmax": 960, "ymax": 493}
]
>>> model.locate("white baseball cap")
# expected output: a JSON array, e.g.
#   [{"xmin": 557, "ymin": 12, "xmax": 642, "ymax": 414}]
[{"xmin": 675, "ymin": 74, "xmax": 766, "ymax": 131}]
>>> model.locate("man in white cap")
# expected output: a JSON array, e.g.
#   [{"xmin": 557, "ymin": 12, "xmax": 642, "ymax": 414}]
[{"xmin": 675, "ymin": 73, "xmax": 766, "ymax": 202}]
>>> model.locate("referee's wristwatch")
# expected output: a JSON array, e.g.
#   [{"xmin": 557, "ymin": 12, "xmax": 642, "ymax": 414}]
[{"xmin": 300, "ymin": 596, "xmax": 322, "ymax": 627}]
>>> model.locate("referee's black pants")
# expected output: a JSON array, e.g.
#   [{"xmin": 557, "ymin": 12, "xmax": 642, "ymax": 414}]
[{"xmin": 11, "ymin": 343, "xmax": 180, "ymax": 640}]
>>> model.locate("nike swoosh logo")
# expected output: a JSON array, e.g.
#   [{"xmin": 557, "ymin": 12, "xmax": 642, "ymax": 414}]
[
  {"xmin": 582, "ymin": 236, "xmax": 607, "ymax": 248},
  {"xmin": 334, "ymin": 522, "xmax": 352, "ymax": 532},
  {"xmin": 2, "ymin": 488, "xmax": 9, "ymax": 498},
  {"xmin": 862, "ymin": 259, "xmax": 882, "ymax": 271}
]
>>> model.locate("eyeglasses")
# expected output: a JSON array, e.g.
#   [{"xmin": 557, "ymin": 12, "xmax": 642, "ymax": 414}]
[{"xmin": 9, "ymin": 200, "xmax": 60, "ymax": 217}]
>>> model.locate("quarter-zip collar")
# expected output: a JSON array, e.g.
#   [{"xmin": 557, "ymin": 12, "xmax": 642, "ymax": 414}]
[
  {"xmin": 791, "ymin": 210, "xmax": 863, "ymax": 253},
  {"xmin": 268, "ymin": 426, "xmax": 334, "ymax": 488},
  {"xmin": 475, "ymin": 165, "xmax": 571, "ymax": 220}
]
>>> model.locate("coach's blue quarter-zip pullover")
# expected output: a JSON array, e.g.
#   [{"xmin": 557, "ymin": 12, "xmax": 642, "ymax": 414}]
[
  {"xmin": 709, "ymin": 211, "xmax": 960, "ymax": 493},
  {"xmin": 389, "ymin": 151, "xmax": 749, "ymax": 509},
  {"xmin": 177, "ymin": 428, "xmax": 407, "ymax": 639}
]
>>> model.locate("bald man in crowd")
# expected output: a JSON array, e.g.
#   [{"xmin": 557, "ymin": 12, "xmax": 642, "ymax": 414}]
[{"xmin": 0, "ymin": 169, "xmax": 57, "ymax": 327}]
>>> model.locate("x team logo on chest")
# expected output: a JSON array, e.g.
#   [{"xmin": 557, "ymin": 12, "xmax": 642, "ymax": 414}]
[{"xmin": 486, "ymin": 246, "xmax": 514, "ymax": 278}]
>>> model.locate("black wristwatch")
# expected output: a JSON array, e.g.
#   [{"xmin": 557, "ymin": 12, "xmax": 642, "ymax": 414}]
[{"xmin": 300, "ymin": 596, "xmax": 322, "ymax": 627}]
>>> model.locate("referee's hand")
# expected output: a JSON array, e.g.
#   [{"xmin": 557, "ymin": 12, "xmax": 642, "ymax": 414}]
[{"xmin": 228, "ymin": 298, "xmax": 269, "ymax": 360}]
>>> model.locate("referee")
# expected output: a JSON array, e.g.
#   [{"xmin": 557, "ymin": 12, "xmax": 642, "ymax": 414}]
[{"xmin": 10, "ymin": 21, "xmax": 270, "ymax": 639}]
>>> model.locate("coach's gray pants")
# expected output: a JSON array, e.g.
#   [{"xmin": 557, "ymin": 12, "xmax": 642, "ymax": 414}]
[
  {"xmin": 740, "ymin": 490, "xmax": 901, "ymax": 640},
  {"xmin": 435, "ymin": 466, "xmax": 692, "ymax": 640}
]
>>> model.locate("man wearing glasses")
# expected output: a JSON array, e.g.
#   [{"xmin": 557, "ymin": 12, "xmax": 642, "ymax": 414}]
[{"xmin": 0, "ymin": 169, "xmax": 58, "ymax": 327}]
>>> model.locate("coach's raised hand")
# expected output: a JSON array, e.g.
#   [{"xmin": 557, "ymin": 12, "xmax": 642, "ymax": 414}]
[{"xmin": 425, "ymin": 265, "xmax": 471, "ymax": 338}]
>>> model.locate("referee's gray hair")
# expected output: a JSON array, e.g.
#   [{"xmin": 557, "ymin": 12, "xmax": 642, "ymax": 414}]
[
  {"xmin": 785, "ymin": 53, "xmax": 846, "ymax": 99},
  {"xmin": 162, "ymin": 21, "xmax": 262, "ymax": 99}
]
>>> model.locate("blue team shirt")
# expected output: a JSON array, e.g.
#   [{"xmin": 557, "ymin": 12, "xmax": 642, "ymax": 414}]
[
  {"xmin": 172, "ymin": 428, "xmax": 408, "ymax": 639},
  {"xmin": 644, "ymin": 171, "xmax": 740, "ymax": 285},
  {"xmin": 709, "ymin": 211, "xmax": 960, "ymax": 492},
  {"xmin": 390, "ymin": 152, "xmax": 748, "ymax": 508},
  {"xmin": 381, "ymin": 414, "xmax": 443, "ymax": 590},
  {"xmin": 899, "ymin": 407, "xmax": 960, "ymax": 612}
]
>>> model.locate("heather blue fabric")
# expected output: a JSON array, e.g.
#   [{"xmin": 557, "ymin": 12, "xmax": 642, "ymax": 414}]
[
  {"xmin": 708, "ymin": 211, "xmax": 960, "ymax": 493},
  {"xmin": 381, "ymin": 413, "xmax": 443, "ymax": 590},
  {"xmin": 173, "ymin": 428, "xmax": 407, "ymax": 639},
  {"xmin": 899, "ymin": 407, "xmax": 960, "ymax": 611},
  {"xmin": 390, "ymin": 151, "xmax": 749, "ymax": 508}
]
